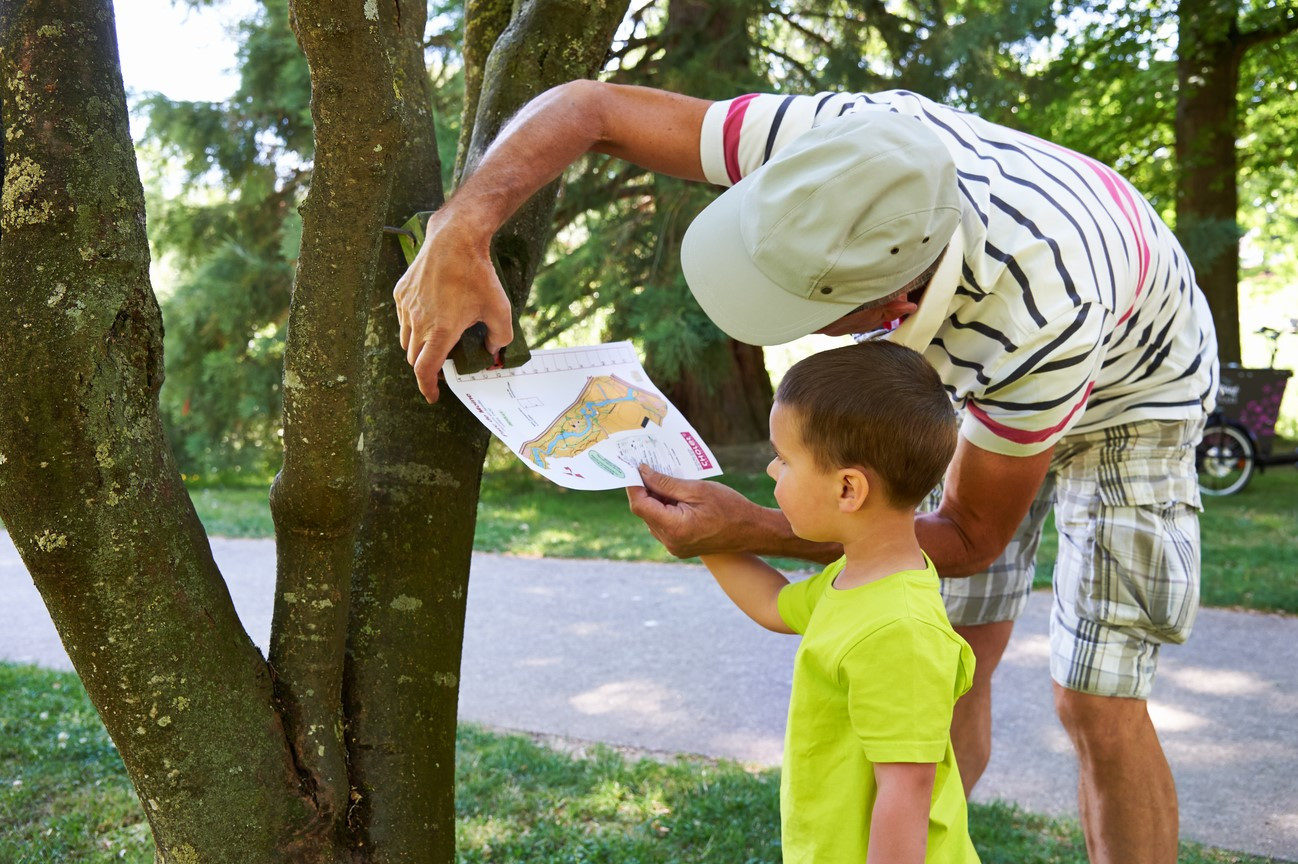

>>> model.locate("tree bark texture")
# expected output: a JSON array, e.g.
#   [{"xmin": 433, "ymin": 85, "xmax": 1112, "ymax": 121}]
[
  {"xmin": 270, "ymin": 0, "xmax": 404, "ymax": 841},
  {"xmin": 0, "ymin": 4, "xmax": 319, "ymax": 862},
  {"xmin": 287, "ymin": 0, "xmax": 630, "ymax": 859},
  {"xmin": 1176, "ymin": 0, "xmax": 1244, "ymax": 363},
  {"xmin": 3, "ymin": 0, "xmax": 634, "ymax": 859},
  {"xmin": 461, "ymin": 0, "xmax": 629, "ymax": 308},
  {"xmin": 344, "ymin": 1, "xmax": 476, "ymax": 859}
]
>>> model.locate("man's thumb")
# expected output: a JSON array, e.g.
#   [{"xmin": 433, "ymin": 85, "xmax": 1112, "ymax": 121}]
[{"xmin": 639, "ymin": 464, "xmax": 675, "ymax": 493}]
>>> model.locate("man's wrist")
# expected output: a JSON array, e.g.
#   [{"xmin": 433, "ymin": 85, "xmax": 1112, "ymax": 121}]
[{"xmin": 750, "ymin": 505, "xmax": 842, "ymax": 564}]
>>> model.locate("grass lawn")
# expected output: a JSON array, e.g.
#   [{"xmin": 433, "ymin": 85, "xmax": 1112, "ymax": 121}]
[
  {"xmin": 1, "ymin": 663, "xmax": 1280, "ymax": 864},
  {"xmin": 188, "ymin": 452, "xmax": 1298, "ymax": 614}
]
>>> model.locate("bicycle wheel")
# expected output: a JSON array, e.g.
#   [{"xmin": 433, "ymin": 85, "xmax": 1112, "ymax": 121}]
[{"xmin": 1197, "ymin": 421, "xmax": 1256, "ymax": 496}]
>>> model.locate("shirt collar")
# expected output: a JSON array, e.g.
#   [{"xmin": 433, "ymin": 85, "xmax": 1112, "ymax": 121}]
[{"xmin": 886, "ymin": 222, "xmax": 965, "ymax": 353}]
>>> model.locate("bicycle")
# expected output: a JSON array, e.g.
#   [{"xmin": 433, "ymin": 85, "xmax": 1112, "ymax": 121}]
[{"xmin": 1196, "ymin": 321, "xmax": 1298, "ymax": 496}]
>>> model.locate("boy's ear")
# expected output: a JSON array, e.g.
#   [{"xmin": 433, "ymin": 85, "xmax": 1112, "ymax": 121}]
[{"xmin": 837, "ymin": 468, "xmax": 869, "ymax": 513}]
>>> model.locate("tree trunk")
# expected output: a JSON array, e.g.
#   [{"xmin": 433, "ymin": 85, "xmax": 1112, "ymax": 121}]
[
  {"xmin": 3, "ymin": 0, "xmax": 632, "ymax": 860},
  {"xmin": 648, "ymin": 0, "xmax": 774, "ymax": 445},
  {"xmin": 1176, "ymin": 0, "xmax": 1243, "ymax": 363},
  {"xmin": 663, "ymin": 339, "xmax": 774, "ymax": 444},
  {"xmin": 339, "ymin": 0, "xmax": 631, "ymax": 858},
  {"xmin": 0, "ymin": 3, "xmax": 319, "ymax": 861}
]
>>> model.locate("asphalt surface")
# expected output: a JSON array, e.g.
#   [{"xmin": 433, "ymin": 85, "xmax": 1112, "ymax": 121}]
[{"xmin": 2, "ymin": 533, "xmax": 1296, "ymax": 860}]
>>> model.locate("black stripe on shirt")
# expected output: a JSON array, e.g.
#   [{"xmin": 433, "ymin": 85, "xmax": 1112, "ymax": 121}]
[
  {"xmin": 763, "ymin": 96, "xmax": 796, "ymax": 164},
  {"xmin": 948, "ymin": 314, "xmax": 1019, "ymax": 352},
  {"xmin": 983, "ymin": 241, "xmax": 1046, "ymax": 327},
  {"xmin": 984, "ymin": 305, "xmax": 1094, "ymax": 395}
]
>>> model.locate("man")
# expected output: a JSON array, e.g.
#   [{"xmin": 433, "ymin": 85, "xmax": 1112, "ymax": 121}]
[{"xmin": 393, "ymin": 80, "xmax": 1218, "ymax": 864}]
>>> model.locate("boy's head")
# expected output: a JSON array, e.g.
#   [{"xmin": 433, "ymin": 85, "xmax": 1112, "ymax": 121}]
[{"xmin": 771, "ymin": 340, "xmax": 957, "ymax": 510}]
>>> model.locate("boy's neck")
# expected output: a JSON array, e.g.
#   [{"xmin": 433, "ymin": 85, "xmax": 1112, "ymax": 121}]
[{"xmin": 833, "ymin": 508, "xmax": 927, "ymax": 590}]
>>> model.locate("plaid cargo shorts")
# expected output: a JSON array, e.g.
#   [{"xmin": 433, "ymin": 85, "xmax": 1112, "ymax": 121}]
[{"xmin": 937, "ymin": 418, "xmax": 1204, "ymax": 699}]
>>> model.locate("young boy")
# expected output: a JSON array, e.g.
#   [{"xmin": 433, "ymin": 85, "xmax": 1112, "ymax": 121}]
[{"xmin": 698, "ymin": 340, "xmax": 978, "ymax": 864}]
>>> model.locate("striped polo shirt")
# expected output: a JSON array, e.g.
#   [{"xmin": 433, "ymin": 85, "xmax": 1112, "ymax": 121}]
[{"xmin": 698, "ymin": 91, "xmax": 1219, "ymax": 457}]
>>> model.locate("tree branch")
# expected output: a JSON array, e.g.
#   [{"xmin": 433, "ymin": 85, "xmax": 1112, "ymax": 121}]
[{"xmin": 1234, "ymin": 6, "xmax": 1298, "ymax": 55}]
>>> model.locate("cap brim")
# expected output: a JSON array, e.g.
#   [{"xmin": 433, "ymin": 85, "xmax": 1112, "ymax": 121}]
[{"xmin": 681, "ymin": 182, "xmax": 859, "ymax": 346}]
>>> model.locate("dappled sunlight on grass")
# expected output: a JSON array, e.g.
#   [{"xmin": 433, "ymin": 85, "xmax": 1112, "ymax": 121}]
[{"xmin": 2, "ymin": 665, "xmax": 1284, "ymax": 863}]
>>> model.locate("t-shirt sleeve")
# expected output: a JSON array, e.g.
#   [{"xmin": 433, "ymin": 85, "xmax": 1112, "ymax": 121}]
[
  {"xmin": 959, "ymin": 302, "xmax": 1112, "ymax": 457},
  {"xmin": 698, "ymin": 92, "xmax": 876, "ymax": 187},
  {"xmin": 842, "ymin": 620, "xmax": 965, "ymax": 764},
  {"xmin": 777, "ymin": 558, "xmax": 843, "ymax": 635}
]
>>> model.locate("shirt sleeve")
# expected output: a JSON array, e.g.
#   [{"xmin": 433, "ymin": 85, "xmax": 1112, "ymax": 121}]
[
  {"xmin": 777, "ymin": 558, "xmax": 843, "ymax": 635},
  {"xmin": 842, "ymin": 619, "xmax": 965, "ymax": 764},
  {"xmin": 698, "ymin": 92, "xmax": 882, "ymax": 187},
  {"xmin": 959, "ymin": 302, "xmax": 1113, "ymax": 456}
]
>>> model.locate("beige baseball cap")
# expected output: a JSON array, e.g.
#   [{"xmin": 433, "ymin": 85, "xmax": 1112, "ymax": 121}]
[{"xmin": 681, "ymin": 109, "xmax": 963, "ymax": 346}]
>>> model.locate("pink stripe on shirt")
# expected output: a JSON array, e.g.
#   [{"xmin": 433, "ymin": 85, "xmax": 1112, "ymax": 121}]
[
  {"xmin": 968, "ymin": 381, "xmax": 1095, "ymax": 446},
  {"xmin": 722, "ymin": 94, "xmax": 760, "ymax": 185},
  {"xmin": 1041, "ymin": 141, "xmax": 1150, "ymax": 324}
]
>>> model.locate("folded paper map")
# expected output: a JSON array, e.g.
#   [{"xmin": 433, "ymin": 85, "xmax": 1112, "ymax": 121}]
[{"xmin": 442, "ymin": 342, "xmax": 723, "ymax": 490}]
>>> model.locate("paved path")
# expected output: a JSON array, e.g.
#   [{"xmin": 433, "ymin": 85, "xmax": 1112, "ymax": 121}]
[{"xmin": 2, "ymin": 533, "xmax": 1296, "ymax": 860}]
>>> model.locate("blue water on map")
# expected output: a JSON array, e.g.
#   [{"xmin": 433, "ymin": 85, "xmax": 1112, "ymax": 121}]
[{"xmin": 528, "ymin": 388, "xmax": 642, "ymax": 467}]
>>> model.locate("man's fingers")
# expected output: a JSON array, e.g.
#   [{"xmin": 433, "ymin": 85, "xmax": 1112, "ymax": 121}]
[
  {"xmin": 638, "ymin": 464, "xmax": 682, "ymax": 502},
  {"xmin": 411, "ymin": 342, "xmax": 444, "ymax": 403},
  {"xmin": 483, "ymin": 299, "xmax": 515, "ymax": 356}
]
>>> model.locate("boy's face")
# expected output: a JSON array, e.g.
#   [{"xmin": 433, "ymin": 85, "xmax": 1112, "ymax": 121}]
[{"xmin": 766, "ymin": 402, "xmax": 840, "ymax": 542}]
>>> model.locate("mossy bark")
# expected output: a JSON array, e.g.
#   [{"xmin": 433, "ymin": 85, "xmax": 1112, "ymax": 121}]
[
  {"xmin": 3, "ymin": 0, "xmax": 632, "ymax": 859},
  {"xmin": 0, "ymin": 3, "xmax": 320, "ymax": 862},
  {"xmin": 270, "ymin": 0, "xmax": 404, "ymax": 840},
  {"xmin": 343, "ymin": 0, "xmax": 630, "ymax": 858}
]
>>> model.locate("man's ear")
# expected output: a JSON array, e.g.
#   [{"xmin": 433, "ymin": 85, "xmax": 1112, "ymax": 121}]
[
  {"xmin": 838, "ymin": 468, "xmax": 869, "ymax": 513},
  {"xmin": 876, "ymin": 296, "xmax": 918, "ymax": 322}
]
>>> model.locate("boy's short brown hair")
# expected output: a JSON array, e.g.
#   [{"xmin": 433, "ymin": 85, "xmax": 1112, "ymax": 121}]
[{"xmin": 774, "ymin": 340, "xmax": 957, "ymax": 508}]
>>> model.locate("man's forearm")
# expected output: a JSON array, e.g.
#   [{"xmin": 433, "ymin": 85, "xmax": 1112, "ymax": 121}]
[
  {"xmin": 745, "ymin": 505, "xmax": 842, "ymax": 564},
  {"xmin": 447, "ymin": 82, "xmax": 609, "ymax": 234}
]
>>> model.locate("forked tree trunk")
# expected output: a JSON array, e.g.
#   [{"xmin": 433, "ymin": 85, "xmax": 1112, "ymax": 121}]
[{"xmin": 2, "ymin": 0, "xmax": 627, "ymax": 860}]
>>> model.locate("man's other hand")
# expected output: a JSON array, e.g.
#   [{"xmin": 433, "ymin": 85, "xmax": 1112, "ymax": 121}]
[
  {"xmin": 392, "ymin": 210, "xmax": 514, "ymax": 403},
  {"xmin": 626, "ymin": 465, "xmax": 763, "ymax": 558}
]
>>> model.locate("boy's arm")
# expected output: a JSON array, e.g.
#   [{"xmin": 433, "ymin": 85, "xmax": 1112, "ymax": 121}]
[
  {"xmin": 867, "ymin": 761, "xmax": 937, "ymax": 864},
  {"xmin": 698, "ymin": 553, "xmax": 796, "ymax": 634}
]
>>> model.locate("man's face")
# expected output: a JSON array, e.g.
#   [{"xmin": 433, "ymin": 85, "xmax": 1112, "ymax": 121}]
[{"xmin": 813, "ymin": 305, "xmax": 903, "ymax": 338}]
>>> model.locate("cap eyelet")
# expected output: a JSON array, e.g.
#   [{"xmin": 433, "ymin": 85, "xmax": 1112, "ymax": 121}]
[
  {"xmin": 820, "ymin": 286, "xmax": 833, "ymax": 295},
  {"xmin": 890, "ymin": 247, "xmax": 899, "ymax": 255},
  {"xmin": 922, "ymin": 236, "xmax": 931, "ymax": 243}
]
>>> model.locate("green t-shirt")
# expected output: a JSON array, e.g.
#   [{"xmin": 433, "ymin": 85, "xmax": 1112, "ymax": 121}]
[{"xmin": 776, "ymin": 555, "xmax": 980, "ymax": 864}]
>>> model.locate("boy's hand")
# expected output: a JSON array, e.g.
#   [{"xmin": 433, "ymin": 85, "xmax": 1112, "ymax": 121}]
[{"xmin": 626, "ymin": 466, "xmax": 762, "ymax": 558}]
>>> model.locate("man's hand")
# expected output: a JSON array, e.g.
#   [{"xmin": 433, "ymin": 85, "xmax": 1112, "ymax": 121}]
[
  {"xmin": 393, "ymin": 209, "xmax": 514, "ymax": 402},
  {"xmin": 626, "ymin": 466, "xmax": 766, "ymax": 559}
]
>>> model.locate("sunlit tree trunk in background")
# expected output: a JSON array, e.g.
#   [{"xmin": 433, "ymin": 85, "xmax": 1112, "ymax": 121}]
[{"xmin": 1176, "ymin": 0, "xmax": 1298, "ymax": 364}]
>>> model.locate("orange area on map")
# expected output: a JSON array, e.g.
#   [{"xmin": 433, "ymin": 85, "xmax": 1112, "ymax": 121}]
[{"xmin": 522, "ymin": 375, "xmax": 668, "ymax": 469}]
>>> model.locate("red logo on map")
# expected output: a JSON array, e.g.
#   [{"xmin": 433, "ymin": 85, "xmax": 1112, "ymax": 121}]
[{"xmin": 681, "ymin": 431, "xmax": 712, "ymax": 469}]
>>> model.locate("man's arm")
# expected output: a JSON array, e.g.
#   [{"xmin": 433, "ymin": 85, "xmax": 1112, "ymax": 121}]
[
  {"xmin": 627, "ymin": 467, "xmax": 842, "ymax": 564},
  {"xmin": 697, "ymin": 553, "xmax": 796, "ymax": 634},
  {"xmin": 627, "ymin": 438, "xmax": 1050, "ymax": 574},
  {"xmin": 867, "ymin": 761, "xmax": 937, "ymax": 864},
  {"xmin": 916, "ymin": 436, "xmax": 1053, "ymax": 577},
  {"xmin": 393, "ymin": 80, "xmax": 712, "ymax": 401}
]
